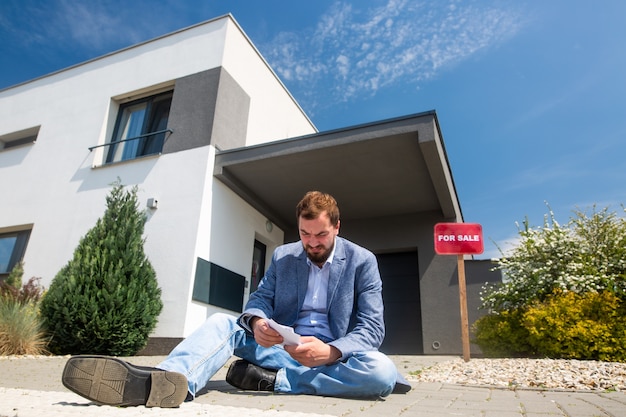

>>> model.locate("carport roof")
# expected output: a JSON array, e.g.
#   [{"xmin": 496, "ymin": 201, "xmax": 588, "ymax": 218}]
[{"xmin": 214, "ymin": 110, "xmax": 462, "ymax": 232}]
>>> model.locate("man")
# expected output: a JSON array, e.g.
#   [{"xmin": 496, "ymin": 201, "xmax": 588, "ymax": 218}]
[{"xmin": 62, "ymin": 191, "xmax": 410, "ymax": 407}]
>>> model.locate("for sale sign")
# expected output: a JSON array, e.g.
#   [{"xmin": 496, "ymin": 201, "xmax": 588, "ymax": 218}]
[{"xmin": 434, "ymin": 223, "xmax": 484, "ymax": 255}]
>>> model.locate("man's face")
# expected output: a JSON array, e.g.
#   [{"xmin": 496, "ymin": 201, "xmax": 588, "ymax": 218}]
[{"xmin": 298, "ymin": 211, "xmax": 340, "ymax": 266}]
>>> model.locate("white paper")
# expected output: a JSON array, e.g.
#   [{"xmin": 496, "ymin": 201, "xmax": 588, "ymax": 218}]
[{"xmin": 266, "ymin": 319, "xmax": 302, "ymax": 346}]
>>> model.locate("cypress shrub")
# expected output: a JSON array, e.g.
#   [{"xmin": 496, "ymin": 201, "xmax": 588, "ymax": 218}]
[{"xmin": 40, "ymin": 181, "xmax": 162, "ymax": 356}]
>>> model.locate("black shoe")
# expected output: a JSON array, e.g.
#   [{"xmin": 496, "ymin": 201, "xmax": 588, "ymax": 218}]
[
  {"xmin": 226, "ymin": 359, "xmax": 276, "ymax": 391},
  {"xmin": 62, "ymin": 355, "xmax": 188, "ymax": 407}
]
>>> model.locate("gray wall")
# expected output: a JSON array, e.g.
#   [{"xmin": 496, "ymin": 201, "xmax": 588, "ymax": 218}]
[
  {"xmin": 307, "ymin": 211, "xmax": 502, "ymax": 356},
  {"xmin": 344, "ymin": 211, "xmax": 463, "ymax": 354},
  {"xmin": 465, "ymin": 258, "xmax": 502, "ymax": 353},
  {"xmin": 165, "ymin": 67, "xmax": 250, "ymax": 154}
]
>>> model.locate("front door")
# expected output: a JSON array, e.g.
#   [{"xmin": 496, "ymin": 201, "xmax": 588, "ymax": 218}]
[{"xmin": 377, "ymin": 251, "xmax": 423, "ymax": 354}]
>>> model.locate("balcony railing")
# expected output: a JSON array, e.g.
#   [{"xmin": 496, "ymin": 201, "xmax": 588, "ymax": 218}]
[{"xmin": 88, "ymin": 129, "xmax": 173, "ymax": 164}]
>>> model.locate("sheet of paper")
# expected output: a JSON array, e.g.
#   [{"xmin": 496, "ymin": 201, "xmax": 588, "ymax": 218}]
[{"xmin": 266, "ymin": 319, "xmax": 302, "ymax": 346}]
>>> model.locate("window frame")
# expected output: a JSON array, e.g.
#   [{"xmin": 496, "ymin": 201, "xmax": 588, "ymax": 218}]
[
  {"xmin": 0, "ymin": 126, "xmax": 40, "ymax": 151},
  {"xmin": 105, "ymin": 91, "xmax": 173, "ymax": 164},
  {"xmin": 0, "ymin": 229, "xmax": 31, "ymax": 280}
]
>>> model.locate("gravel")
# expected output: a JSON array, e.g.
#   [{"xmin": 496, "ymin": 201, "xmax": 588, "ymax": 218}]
[{"xmin": 408, "ymin": 358, "xmax": 626, "ymax": 391}]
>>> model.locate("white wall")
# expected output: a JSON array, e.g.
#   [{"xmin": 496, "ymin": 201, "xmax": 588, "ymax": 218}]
[
  {"xmin": 181, "ymin": 180, "xmax": 284, "ymax": 335},
  {"xmin": 0, "ymin": 15, "xmax": 310, "ymax": 338},
  {"xmin": 0, "ymin": 18, "xmax": 234, "ymax": 290},
  {"xmin": 222, "ymin": 18, "xmax": 317, "ymax": 145}
]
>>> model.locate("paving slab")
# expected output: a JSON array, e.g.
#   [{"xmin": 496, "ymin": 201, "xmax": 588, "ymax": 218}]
[{"xmin": 1, "ymin": 355, "xmax": 625, "ymax": 417}]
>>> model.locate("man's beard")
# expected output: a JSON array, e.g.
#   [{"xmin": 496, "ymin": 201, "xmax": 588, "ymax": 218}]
[{"xmin": 305, "ymin": 241, "xmax": 334, "ymax": 265}]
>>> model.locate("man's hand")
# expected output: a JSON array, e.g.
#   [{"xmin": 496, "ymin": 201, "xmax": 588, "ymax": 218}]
[
  {"xmin": 284, "ymin": 336, "xmax": 342, "ymax": 367},
  {"xmin": 251, "ymin": 317, "xmax": 284, "ymax": 347}
]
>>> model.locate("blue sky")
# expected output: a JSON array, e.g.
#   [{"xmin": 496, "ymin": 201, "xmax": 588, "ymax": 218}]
[{"xmin": 1, "ymin": 0, "xmax": 625, "ymax": 258}]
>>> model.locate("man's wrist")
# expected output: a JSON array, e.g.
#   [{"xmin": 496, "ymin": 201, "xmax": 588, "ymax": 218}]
[
  {"xmin": 328, "ymin": 345, "xmax": 342, "ymax": 363},
  {"xmin": 249, "ymin": 316, "xmax": 261, "ymax": 331}
]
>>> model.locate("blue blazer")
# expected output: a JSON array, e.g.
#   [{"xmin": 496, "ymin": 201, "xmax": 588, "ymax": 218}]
[
  {"xmin": 240, "ymin": 236, "xmax": 385, "ymax": 361},
  {"xmin": 239, "ymin": 236, "xmax": 412, "ymax": 393}
]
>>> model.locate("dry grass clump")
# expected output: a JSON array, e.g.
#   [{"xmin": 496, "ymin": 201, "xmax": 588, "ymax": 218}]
[
  {"xmin": 0, "ymin": 300, "xmax": 48, "ymax": 355},
  {"xmin": 0, "ymin": 276, "xmax": 48, "ymax": 356}
]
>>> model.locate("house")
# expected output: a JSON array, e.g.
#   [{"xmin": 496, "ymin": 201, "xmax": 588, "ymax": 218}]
[{"xmin": 0, "ymin": 14, "xmax": 501, "ymax": 356}]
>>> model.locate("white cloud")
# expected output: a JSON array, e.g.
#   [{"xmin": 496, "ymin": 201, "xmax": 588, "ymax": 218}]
[
  {"xmin": 56, "ymin": 1, "xmax": 127, "ymax": 49},
  {"xmin": 262, "ymin": 0, "xmax": 525, "ymax": 108},
  {"xmin": 336, "ymin": 55, "xmax": 350, "ymax": 78},
  {"xmin": 5, "ymin": 0, "xmax": 524, "ymax": 114},
  {"xmin": 9, "ymin": 0, "xmax": 175, "ymax": 55},
  {"xmin": 488, "ymin": 233, "xmax": 521, "ymax": 259}
]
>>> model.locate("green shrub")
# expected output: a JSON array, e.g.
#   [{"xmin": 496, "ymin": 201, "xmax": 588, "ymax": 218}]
[
  {"xmin": 40, "ymin": 181, "xmax": 163, "ymax": 356},
  {"xmin": 472, "ymin": 309, "xmax": 533, "ymax": 357},
  {"xmin": 473, "ymin": 290, "xmax": 626, "ymax": 362},
  {"xmin": 5, "ymin": 261, "xmax": 24, "ymax": 289},
  {"xmin": 524, "ymin": 290, "xmax": 626, "ymax": 362}
]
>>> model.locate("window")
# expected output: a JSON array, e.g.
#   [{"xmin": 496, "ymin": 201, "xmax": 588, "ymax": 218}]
[
  {"xmin": 0, "ymin": 229, "xmax": 31, "ymax": 280},
  {"xmin": 250, "ymin": 240, "xmax": 267, "ymax": 293},
  {"xmin": 0, "ymin": 126, "xmax": 39, "ymax": 151},
  {"xmin": 106, "ymin": 91, "xmax": 172, "ymax": 163}
]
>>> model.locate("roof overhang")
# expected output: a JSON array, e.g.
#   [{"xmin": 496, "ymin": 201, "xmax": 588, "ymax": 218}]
[{"xmin": 214, "ymin": 111, "xmax": 462, "ymax": 233}]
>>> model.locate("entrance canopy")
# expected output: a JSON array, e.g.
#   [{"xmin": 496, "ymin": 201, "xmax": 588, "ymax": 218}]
[{"xmin": 214, "ymin": 111, "xmax": 462, "ymax": 234}]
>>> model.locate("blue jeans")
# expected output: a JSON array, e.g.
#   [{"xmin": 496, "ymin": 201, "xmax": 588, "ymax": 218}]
[{"xmin": 157, "ymin": 313, "xmax": 397, "ymax": 399}]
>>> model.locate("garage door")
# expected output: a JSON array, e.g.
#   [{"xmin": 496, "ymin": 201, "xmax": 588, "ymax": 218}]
[{"xmin": 377, "ymin": 251, "xmax": 423, "ymax": 354}]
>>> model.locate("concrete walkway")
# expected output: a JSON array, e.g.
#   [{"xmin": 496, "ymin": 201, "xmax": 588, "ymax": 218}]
[{"xmin": 1, "ymin": 355, "xmax": 624, "ymax": 416}]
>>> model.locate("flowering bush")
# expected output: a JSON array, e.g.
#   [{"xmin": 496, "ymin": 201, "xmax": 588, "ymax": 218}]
[
  {"xmin": 474, "ymin": 205, "xmax": 626, "ymax": 360},
  {"xmin": 481, "ymin": 206, "xmax": 626, "ymax": 312}
]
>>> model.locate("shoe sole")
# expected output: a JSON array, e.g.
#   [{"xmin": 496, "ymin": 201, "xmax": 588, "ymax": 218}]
[{"xmin": 62, "ymin": 355, "xmax": 187, "ymax": 407}]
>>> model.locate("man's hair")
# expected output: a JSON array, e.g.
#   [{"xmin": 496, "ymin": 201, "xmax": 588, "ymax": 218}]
[{"xmin": 296, "ymin": 191, "xmax": 340, "ymax": 227}]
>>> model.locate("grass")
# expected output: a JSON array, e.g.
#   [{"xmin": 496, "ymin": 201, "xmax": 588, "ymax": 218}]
[
  {"xmin": 408, "ymin": 366, "xmax": 432, "ymax": 377},
  {"xmin": 0, "ymin": 298, "xmax": 48, "ymax": 356}
]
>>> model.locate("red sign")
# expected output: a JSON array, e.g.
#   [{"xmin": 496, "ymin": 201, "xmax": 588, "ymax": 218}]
[{"xmin": 434, "ymin": 223, "xmax": 484, "ymax": 255}]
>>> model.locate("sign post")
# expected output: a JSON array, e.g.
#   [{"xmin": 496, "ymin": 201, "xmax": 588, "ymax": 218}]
[{"xmin": 434, "ymin": 223, "xmax": 484, "ymax": 362}]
